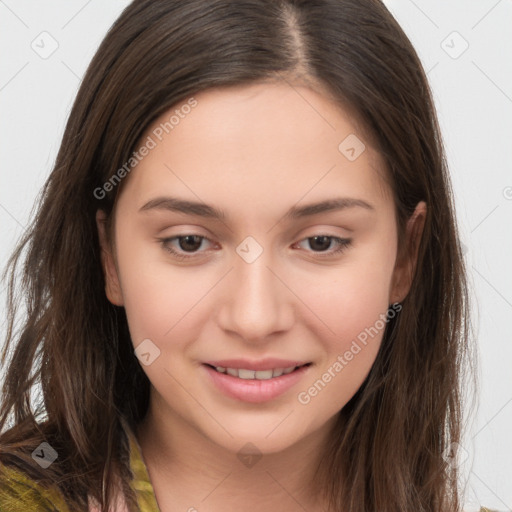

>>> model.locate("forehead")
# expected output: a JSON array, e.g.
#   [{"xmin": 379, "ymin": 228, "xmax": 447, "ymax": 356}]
[{"xmin": 116, "ymin": 81, "xmax": 392, "ymax": 223}]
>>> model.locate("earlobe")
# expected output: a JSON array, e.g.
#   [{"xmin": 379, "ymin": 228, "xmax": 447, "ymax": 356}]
[
  {"xmin": 95, "ymin": 209, "xmax": 124, "ymax": 306},
  {"xmin": 390, "ymin": 201, "xmax": 427, "ymax": 304}
]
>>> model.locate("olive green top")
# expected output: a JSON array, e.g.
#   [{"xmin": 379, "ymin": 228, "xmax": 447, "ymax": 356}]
[
  {"xmin": 0, "ymin": 422, "xmax": 499, "ymax": 511},
  {"xmin": 0, "ymin": 420, "xmax": 159, "ymax": 511}
]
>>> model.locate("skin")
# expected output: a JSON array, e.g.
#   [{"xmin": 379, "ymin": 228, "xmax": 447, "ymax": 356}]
[{"xmin": 96, "ymin": 80, "xmax": 426, "ymax": 511}]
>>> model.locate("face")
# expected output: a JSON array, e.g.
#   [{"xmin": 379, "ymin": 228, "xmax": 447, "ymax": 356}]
[{"xmin": 97, "ymin": 81, "xmax": 425, "ymax": 455}]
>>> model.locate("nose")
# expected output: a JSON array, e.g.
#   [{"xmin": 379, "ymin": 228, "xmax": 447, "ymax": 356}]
[{"xmin": 216, "ymin": 246, "xmax": 295, "ymax": 343}]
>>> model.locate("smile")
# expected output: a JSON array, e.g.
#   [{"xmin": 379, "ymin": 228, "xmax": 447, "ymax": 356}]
[
  {"xmin": 202, "ymin": 362, "xmax": 313, "ymax": 403},
  {"xmin": 206, "ymin": 363, "xmax": 311, "ymax": 380}
]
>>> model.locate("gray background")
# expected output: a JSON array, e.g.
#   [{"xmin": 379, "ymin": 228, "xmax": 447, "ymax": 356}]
[{"xmin": 1, "ymin": 1, "xmax": 511, "ymax": 509}]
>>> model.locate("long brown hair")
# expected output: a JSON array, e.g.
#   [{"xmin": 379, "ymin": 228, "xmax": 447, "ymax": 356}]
[{"xmin": 1, "ymin": 0, "xmax": 474, "ymax": 510}]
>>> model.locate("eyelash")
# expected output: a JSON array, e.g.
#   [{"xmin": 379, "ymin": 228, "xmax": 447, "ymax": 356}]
[{"xmin": 159, "ymin": 234, "xmax": 352, "ymax": 261}]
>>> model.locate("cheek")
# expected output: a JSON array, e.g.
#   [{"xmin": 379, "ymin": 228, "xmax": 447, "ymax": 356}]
[
  {"xmin": 115, "ymin": 234, "xmax": 206, "ymax": 350},
  {"xmin": 297, "ymin": 249, "xmax": 394, "ymax": 344},
  {"xmin": 292, "ymin": 245, "xmax": 395, "ymax": 408},
  {"xmin": 295, "ymin": 288, "xmax": 389, "ymax": 413}
]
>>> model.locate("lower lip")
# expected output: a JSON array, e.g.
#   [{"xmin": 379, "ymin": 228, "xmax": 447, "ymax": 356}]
[{"xmin": 202, "ymin": 364, "xmax": 311, "ymax": 403}]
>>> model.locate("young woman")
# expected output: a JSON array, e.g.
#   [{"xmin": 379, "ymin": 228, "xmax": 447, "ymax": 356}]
[{"xmin": 0, "ymin": 0, "xmax": 487, "ymax": 510}]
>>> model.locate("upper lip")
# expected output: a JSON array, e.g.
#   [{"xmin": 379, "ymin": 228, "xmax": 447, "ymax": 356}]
[{"xmin": 203, "ymin": 358, "xmax": 311, "ymax": 371}]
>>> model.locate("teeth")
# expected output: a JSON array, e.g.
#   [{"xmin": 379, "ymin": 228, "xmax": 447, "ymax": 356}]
[
  {"xmin": 254, "ymin": 369, "xmax": 273, "ymax": 379},
  {"xmin": 238, "ymin": 369, "xmax": 256, "ymax": 379},
  {"xmin": 272, "ymin": 368, "xmax": 284, "ymax": 377},
  {"xmin": 213, "ymin": 365, "xmax": 300, "ymax": 379}
]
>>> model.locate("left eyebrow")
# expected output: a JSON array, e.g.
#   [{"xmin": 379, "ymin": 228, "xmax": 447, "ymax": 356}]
[
  {"xmin": 138, "ymin": 196, "xmax": 375, "ymax": 221},
  {"xmin": 284, "ymin": 197, "xmax": 375, "ymax": 220}
]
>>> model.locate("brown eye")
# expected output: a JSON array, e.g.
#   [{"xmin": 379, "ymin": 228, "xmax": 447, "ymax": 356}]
[
  {"xmin": 307, "ymin": 235, "xmax": 334, "ymax": 252},
  {"xmin": 295, "ymin": 235, "xmax": 352, "ymax": 257},
  {"xmin": 176, "ymin": 235, "xmax": 203, "ymax": 252},
  {"xmin": 159, "ymin": 234, "xmax": 214, "ymax": 260}
]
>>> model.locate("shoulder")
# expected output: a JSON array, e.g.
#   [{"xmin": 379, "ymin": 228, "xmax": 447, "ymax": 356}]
[{"xmin": 0, "ymin": 461, "xmax": 71, "ymax": 512}]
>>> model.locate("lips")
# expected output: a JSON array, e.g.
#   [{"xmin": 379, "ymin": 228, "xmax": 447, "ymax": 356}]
[
  {"xmin": 201, "ymin": 360, "xmax": 312, "ymax": 403},
  {"xmin": 203, "ymin": 358, "xmax": 310, "ymax": 371},
  {"xmin": 209, "ymin": 365, "xmax": 300, "ymax": 379}
]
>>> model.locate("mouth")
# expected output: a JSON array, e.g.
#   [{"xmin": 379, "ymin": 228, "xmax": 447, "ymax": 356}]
[
  {"xmin": 203, "ymin": 362, "xmax": 312, "ymax": 380},
  {"xmin": 202, "ymin": 361, "xmax": 313, "ymax": 403}
]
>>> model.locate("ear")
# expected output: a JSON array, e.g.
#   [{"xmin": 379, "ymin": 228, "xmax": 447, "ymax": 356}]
[
  {"xmin": 96, "ymin": 209, "xmax": 124, "ymax": 306},
  {"xmin": 390, "ymin": 201, "xmax": 427, "ymax": 304}
]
